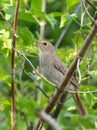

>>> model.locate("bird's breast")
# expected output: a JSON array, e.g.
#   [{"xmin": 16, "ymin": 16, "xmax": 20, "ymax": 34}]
[{"xmin": 39, "ymin": 53, "xmax": 64, "ymax": 86}]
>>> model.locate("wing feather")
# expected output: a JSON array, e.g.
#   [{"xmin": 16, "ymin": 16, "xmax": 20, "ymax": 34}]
[{"xmin": 53, "ymin": 55, "xmax": 78, "ymax": 88}]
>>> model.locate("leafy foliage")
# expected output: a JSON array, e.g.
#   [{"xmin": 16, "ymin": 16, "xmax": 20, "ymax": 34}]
[{"xmin": 0, "ymin": 0, "xmax": 97, "ymax": 130}]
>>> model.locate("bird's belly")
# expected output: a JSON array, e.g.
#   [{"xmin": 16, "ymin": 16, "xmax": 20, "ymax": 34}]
[
  {"xmin": 40, "ymin": 66, "xmax": 74, "ymax": 91},
  {"xmin": 40, "ymin": 66, "xmax": 63, "ymax": 86}
]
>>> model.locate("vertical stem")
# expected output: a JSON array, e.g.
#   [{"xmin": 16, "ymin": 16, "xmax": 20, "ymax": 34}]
[
  {"xmin": 11, "ymin": 0, "xmax": 19, "ymax": 130},
  {"xmin": 40, "ymin": 0, "xmax": 46, "ymax": 39}
]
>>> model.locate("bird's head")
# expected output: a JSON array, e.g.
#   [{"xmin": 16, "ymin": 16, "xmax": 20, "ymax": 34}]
[{"xmin": 36, "ymin": 40, "xmax": 54, "ymax": 53}]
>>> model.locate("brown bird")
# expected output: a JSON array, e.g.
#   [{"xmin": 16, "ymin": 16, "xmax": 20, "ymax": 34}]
[{"xmin": 36, "ymin": 40, "xmax": 87, "ymax": 116}]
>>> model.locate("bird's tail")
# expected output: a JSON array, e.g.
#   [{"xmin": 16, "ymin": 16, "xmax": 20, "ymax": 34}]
[{"xmin": 72, "ymin": 93, "xmax": 87, "ymax": 116}]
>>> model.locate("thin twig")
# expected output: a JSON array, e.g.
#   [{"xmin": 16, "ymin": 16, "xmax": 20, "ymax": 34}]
[
  {"xmin": 77, "ymin": 58, "xmax": 82, "ymax": 84},
  {"xmin": 12, "ymin": 46, "xmax": 55, "ymax": 87},
  {"xmin": 18, "ymin": 110, "xmax": 29, "ymax": 130},
  {"xmin": 55, "ymin": 24, "xmax": 70, "ymax": 49},
  {"xmin": 36, "ymin": 86, "xmax": 49, "ymax": 99},
  {"xmin": 11, "ymin": 0, "xmax": 19, "ymax": 130},
  {"xmin": 81, "ymin": 0, "xmax": 87, "ymax": 26},
  {"xmin": 85, "ymin": 0, "xmax": 97, "ymax": 10},
  {"xmin": 0, "ymin": 12, "xmax": 17, "ymax": 37},
  {"xmin": 82, "ymin": 0, "xmax": 94, "ymax": 22},
  {"xmin": 67, "ymin": 89, "xmax": 97, "ymax": 94},
  {"xmin": 18, "ymin": 59, "xmax": 25, "ymax": 88},
  {"xmin": 24, "ymin": 70, "xmax": 49, "ymax": 99}
]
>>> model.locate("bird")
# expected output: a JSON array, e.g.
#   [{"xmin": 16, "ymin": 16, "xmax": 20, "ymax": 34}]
[{"xmin": 36, "ymin": 40, "xmax": 87, "ymax": 116}]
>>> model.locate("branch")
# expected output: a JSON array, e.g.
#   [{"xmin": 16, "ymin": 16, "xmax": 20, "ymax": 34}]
[
  {"xmin": 52, "ymin": 92, "xmax": 68, "ymax": 119},
  {"xmin": 82, "ymin": 0, "xmax": 94, "ymax": 22},
  {"xmin": 35, "ymin": 109, "xmax": 61, "ymax": 130},
  {"xmin": 33, "ymin": 20, "xmax": 97, "ymax": 130},
  {"xmin": 46, "ymin": 92, "xmax": 68, "ymax": 130},
  {"xmin": 85, "ymin": 0, "xmax": 97, "ymax": 10},
  {"xmin": 40, "ymin": 0, "xmax": 46, "ymax": 39},
  {"xmin": 11, "ymin": 0, "xmax": 19, "ymax": 130}
]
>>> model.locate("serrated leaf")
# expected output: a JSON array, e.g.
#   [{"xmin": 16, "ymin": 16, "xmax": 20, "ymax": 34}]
[
  {"xmin": 44, "ymin": 13, "xmax": 58, "ymax": 29},
  {"xmin": 60, "ymin": 13, "xmax": 77, "ymax": 28},
  {"xmin": 66, "ymin": 12, "xmax": 77, "ymax": 21}
]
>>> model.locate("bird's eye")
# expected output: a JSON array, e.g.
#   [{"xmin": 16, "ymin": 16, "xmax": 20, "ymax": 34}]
[{"xmin": 43, "ymin": 42, "xmax": 47, "ymax": 46}]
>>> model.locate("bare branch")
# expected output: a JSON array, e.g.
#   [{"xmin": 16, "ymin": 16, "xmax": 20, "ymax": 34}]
[
  {"xmin": 40, "ymin": 0, "xmax": 46, "ymax": 39},
  {"xmin": 82, "ymin": 0, "xmax": 94, "ymax": 22}
]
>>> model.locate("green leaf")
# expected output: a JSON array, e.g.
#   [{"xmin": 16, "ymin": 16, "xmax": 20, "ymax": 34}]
[
  {"xmin": 64, "ymin": 112, "xmax": 73, "ymax": 117},
  {"xmin": 0, "ymin": 98, "xmax": 10, "ymax": 105},
  {"xmin": 16, "ymin": 27, "xmax": 34, "ymax": 51},
  {"xmin": 60, "ymin": 13, "xmax": 77, "ymax": 28},
  {"xmin": 18, "ymin": 10, "xmax": 37, "ymax": 23},
  {"xmin": 16, "ymin": 97, "xmax": 37, "ymax": 118},
  {"xmin": 60, "ymin": 15, "xmax": 66, "ymax": 28},
  {"xmin": 50, "ymin": 12, "xmax": 64, "ymax": 17},
  {"xmin": 25, "ymin": 72, "xmax": 37, "ymax": 81},
  {"xmin": 88, "ymin": 70, "xmax": 97, "ymax": 79},
  {"xmin": 66, "ymin": 13, "xmax": 77, "ymax": 21},
  {"xmin": 44, "ymin": 13, "xmax": 58, "ymax": 29},
  {"xmin": 86, "ymin": 93, "xmax": 94, "ymax": 106},
  {"xmin": 19, "ymin": 9, "xmax": 58, "ymax": 29},
  {"xmin": 71, "ymin": 115, "xmax": 80, "ymax": 123},
  {"xmin": 30, "ymin": 0, "xmax": 42, "ymax": 11},
  {"xmin": 66, "ymin": 0, "xmax": 80, "ymax": 9}
]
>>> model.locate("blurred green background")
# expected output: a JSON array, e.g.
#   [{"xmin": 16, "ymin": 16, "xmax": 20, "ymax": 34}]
[{"xmin": 0, "ymin": 0, "xmax": 97, "ymax": 130}]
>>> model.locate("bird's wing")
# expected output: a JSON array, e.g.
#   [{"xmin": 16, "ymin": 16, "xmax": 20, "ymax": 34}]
[
  {"xmin": 53, "ymin": 56, "xmax": 67, "ymax": 75},
  {"xmin": 53, "ymin": 55, "xmax": 78, "ymax": 88}
]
